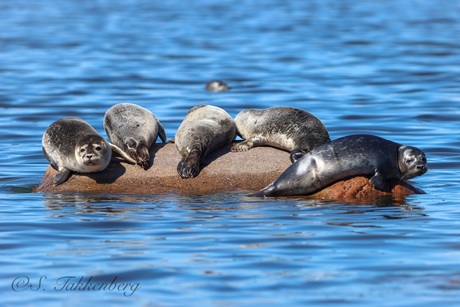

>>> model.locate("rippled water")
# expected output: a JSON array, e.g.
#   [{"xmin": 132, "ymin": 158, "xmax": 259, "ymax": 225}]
[{"xmin": 1, "ymin": 0, "xmax": 460, "ymax": 306}]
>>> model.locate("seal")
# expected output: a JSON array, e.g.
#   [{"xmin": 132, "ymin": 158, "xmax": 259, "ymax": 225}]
[
  {"xmin": 231, "ymin": 107, "xmax": 330, "ymax": 162},
  {"xmin": 175, "ymin": 105, "xmax": 236, "ymax": 178},
  {"xmin": 205, "ymin": 80, "xmax": 230, "ymax": 92},
  {"xmin": 256, "ymin": 134, "xmax": 427, "ymax": 197},
  {"xmin": 104, "ymin": 103, "xmax": 167, "ymax": 169},
  {"xmin": 42, "ymin": 117, "xmax": 134, "ymax": 186}
]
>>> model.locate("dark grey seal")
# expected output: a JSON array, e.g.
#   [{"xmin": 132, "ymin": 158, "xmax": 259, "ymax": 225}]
[
  {"xmin": 42, "ymin": 117, "xmax": 133, "ymax": 186},
  {"xmin": 104, "ymin": 103, "xmax": 166, "ymax": 169},
  {"xmin": 231, "ymin": 107, "xmax": 331, "ymax": 162},
  {"xmin": 175, "ymin": 105, "xmax": 236, "ymax": 178},
  {"xmin": 205, "ymin": 80, "xmax": 230, "ymax": 92},
  {"xmin": 257, "ymin": 134, "xmax": 428, "ymax": 197}
]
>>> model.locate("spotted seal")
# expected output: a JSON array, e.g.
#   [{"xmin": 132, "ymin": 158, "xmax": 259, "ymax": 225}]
[
  {"xmin": 42, "ymin": 117, "xmax": 134, "ymax": 186},
  {"xmin": 256, "ymin": 134, "xmax": 427, "ymax": 197},
  {"xmin": 205, "ymin": 80, "xmax": 230, "ymax": 92},
  {"xmin": 175, "ymin": 105, "xmax": 236, "ymax": 178},
  {"xmin": 104, "ymin": 103, "xmax": 166, "ymax": 169},
  {"xmin": 231, "ymin": 107, "xmax": 330, "ymax": 162}
]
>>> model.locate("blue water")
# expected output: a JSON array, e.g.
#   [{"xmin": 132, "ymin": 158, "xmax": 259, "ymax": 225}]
[{"xmin": 1, "ymin": 0, "xmax": 460, "ymax": 306}]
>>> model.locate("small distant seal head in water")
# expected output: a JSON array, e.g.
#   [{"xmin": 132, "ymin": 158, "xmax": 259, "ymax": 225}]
[
  {"xmin": 175, "ymin": 105, "xmax": 236, "ymax": 178},
  {"xmin": 205, "ymin": 80, "xmax": 230, "ymax": 92},
  {"xmin": 104, "ymin": 103, "xmax": 166, "ymax": 169},
  {"xmin": 231, "ymin": 107, "xmax": 331, "ymax": 162},
  {"xmin": 256, "ymin": 134, "xmax": 427, "ymax": 197},
  {"xmin": 42, "ymin": 117, "xmax": 131, "ymax": 186}
]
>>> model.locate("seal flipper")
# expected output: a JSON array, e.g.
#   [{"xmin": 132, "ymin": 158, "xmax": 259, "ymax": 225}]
[
  {"xmin": 290, "ymin": 149, "xmax": 307, "ymax": 163},
  {"xmin": 158, "ymin": 122, "xmax": 167, "ymax": 143},
  {"xmin": 109, "ymin": 143, "xmax": 137, "ymax": 164},
  {"xmin": 369, "ymin": 170, "xmax": 387, "ymax": 191},
  {"xmin": 54, "ymin": 168, "xmax": 72, "ymax": 186},
  {"xmin": 231, "ymin": 139, "xmax": 254, "ymax": 152}
]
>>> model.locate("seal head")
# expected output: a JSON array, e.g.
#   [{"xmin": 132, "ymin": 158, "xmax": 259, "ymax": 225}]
[
  {"xmin": 398, "ymin": 145, "xmax": 428, "ymax": 181},
  {"xmin": 205, "ymin": 80, "xmax": 230, "ymax": 92},
  {"xmin": 75, "ymin": 134, "xmax": 111, "ymax": 172}
]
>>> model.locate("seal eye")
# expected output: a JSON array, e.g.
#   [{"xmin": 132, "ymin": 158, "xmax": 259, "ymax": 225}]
[
  {"xmin": 80, "ymin": 148, "xmax": 85, "ymax": 153},
  {"xmin": 95, "ymin": 146, "xmax": 102, "ymax": 151},
  {"xmin": 405, "ymin": 158, "xmax": 414, "ymax": 164}
]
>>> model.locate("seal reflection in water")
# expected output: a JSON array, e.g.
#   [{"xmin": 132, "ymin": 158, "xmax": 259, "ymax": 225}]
[
  {"xmin": 104, "ymin": 103, "xmax": 167, "ymax": 169},
  {"xmin": 231, "ymin": 107, "xmax": 331, "ymax": 162},
  {"xmin": 42, "ymin": 117, "xmax": 118, "ymax": 186},
  {"xmin": 175, "ymin": 105, "xmax": 236, "ymax": 179},
  {"xmin": 257, "ymin": 134, "xmax": 427, "ymax": 197}
]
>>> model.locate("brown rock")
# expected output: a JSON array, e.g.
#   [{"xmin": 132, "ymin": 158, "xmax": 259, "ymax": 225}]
[{"xmin": 34, "ymin": 143, "xmax": 424, "ymax": 200}]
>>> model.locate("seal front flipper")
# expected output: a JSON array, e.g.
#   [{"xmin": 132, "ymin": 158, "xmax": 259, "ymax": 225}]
[
  {"xmin": 369, "ymin": 171, "xmax": 387, "ymax": 191},
  {"xmin": 54, "ymin": 168, "xmax": 72, "ymax": 186},
  {"xmin": 290, "ymin": 149, "xmax": 307, "ymax": 163},
  {"xmin": 109, "ymin": 143, "xmax": 137, "ymax": 164},
  {"xmin": 231, "ymin": 139, "xmax": 254, "ymax": 152}
]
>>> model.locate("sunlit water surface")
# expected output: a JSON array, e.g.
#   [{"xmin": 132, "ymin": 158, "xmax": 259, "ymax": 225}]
[{"xmin": 1, "ymin": 0, "xmax": 460, "ymax": 306}]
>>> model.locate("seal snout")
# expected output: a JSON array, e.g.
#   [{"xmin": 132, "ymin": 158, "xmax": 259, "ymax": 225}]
[
  {"xmin": 416, "ymin": 164, "xmax": 426, "ymax": 172},
  {"xmin": 415, "ymin": 162, "xmax": 428, "ymax": 176}
]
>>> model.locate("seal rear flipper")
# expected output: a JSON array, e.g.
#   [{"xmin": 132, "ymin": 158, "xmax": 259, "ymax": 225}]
[
  {"xmin": 54, "ymin": 168, "xmax": 72, "ymax": 186},
  {"xmin": 109, "ymin": 143, "xmax": 137, "ymax": 164},
  {"xmin": 158, "ymin": 122, "xmax": 167, "ymax": 143}
]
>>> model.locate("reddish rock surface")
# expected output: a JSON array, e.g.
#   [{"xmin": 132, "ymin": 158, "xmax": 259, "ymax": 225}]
[{"xmin": 34, "ymin": 143, "xmax": 424, "ymax": 200}]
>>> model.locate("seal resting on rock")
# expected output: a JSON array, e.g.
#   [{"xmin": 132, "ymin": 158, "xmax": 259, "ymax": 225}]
[
  {"xmin": 104, "ymin": 103, "xmax": 166, "ymax": 169},
  {"xmin": 231, "ymin": 107, "xmax": 330, "ymax": 162},
  {"xmin": 256, "ymin": 134, "xmax": 428, "ymax": 197},
  {"xmin": 175, "ymin": 105, "xmax": 236, "ymax": 179},
  {"xmin": 42, "ymin": 117, "xmax": 134, "ymax": 186}
]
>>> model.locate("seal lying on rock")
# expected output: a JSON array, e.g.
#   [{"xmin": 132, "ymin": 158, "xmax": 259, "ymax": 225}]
[
  {"xmin": 256, "ymin": 134, "xmax": 427, "ymax": 197},
  {"xmin": 231, "ymin": 107, "xmax": 330, "ymax": 162},
  {"xmin": 104, "ymin": 103, "xmax": 166, "ymax": 169},
  {"xmin": 175, "ymin": 105, "xmax": 236, "ymax": 179},
  {"xmin": 42, "ymin": 117, "xmax": 135, "ymax": 186}
]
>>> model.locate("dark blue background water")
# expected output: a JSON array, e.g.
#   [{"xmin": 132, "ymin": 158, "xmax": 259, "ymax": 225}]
[{"xmin": 1, "ymin": 0, "xmax": 460, "ymax": 306}]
